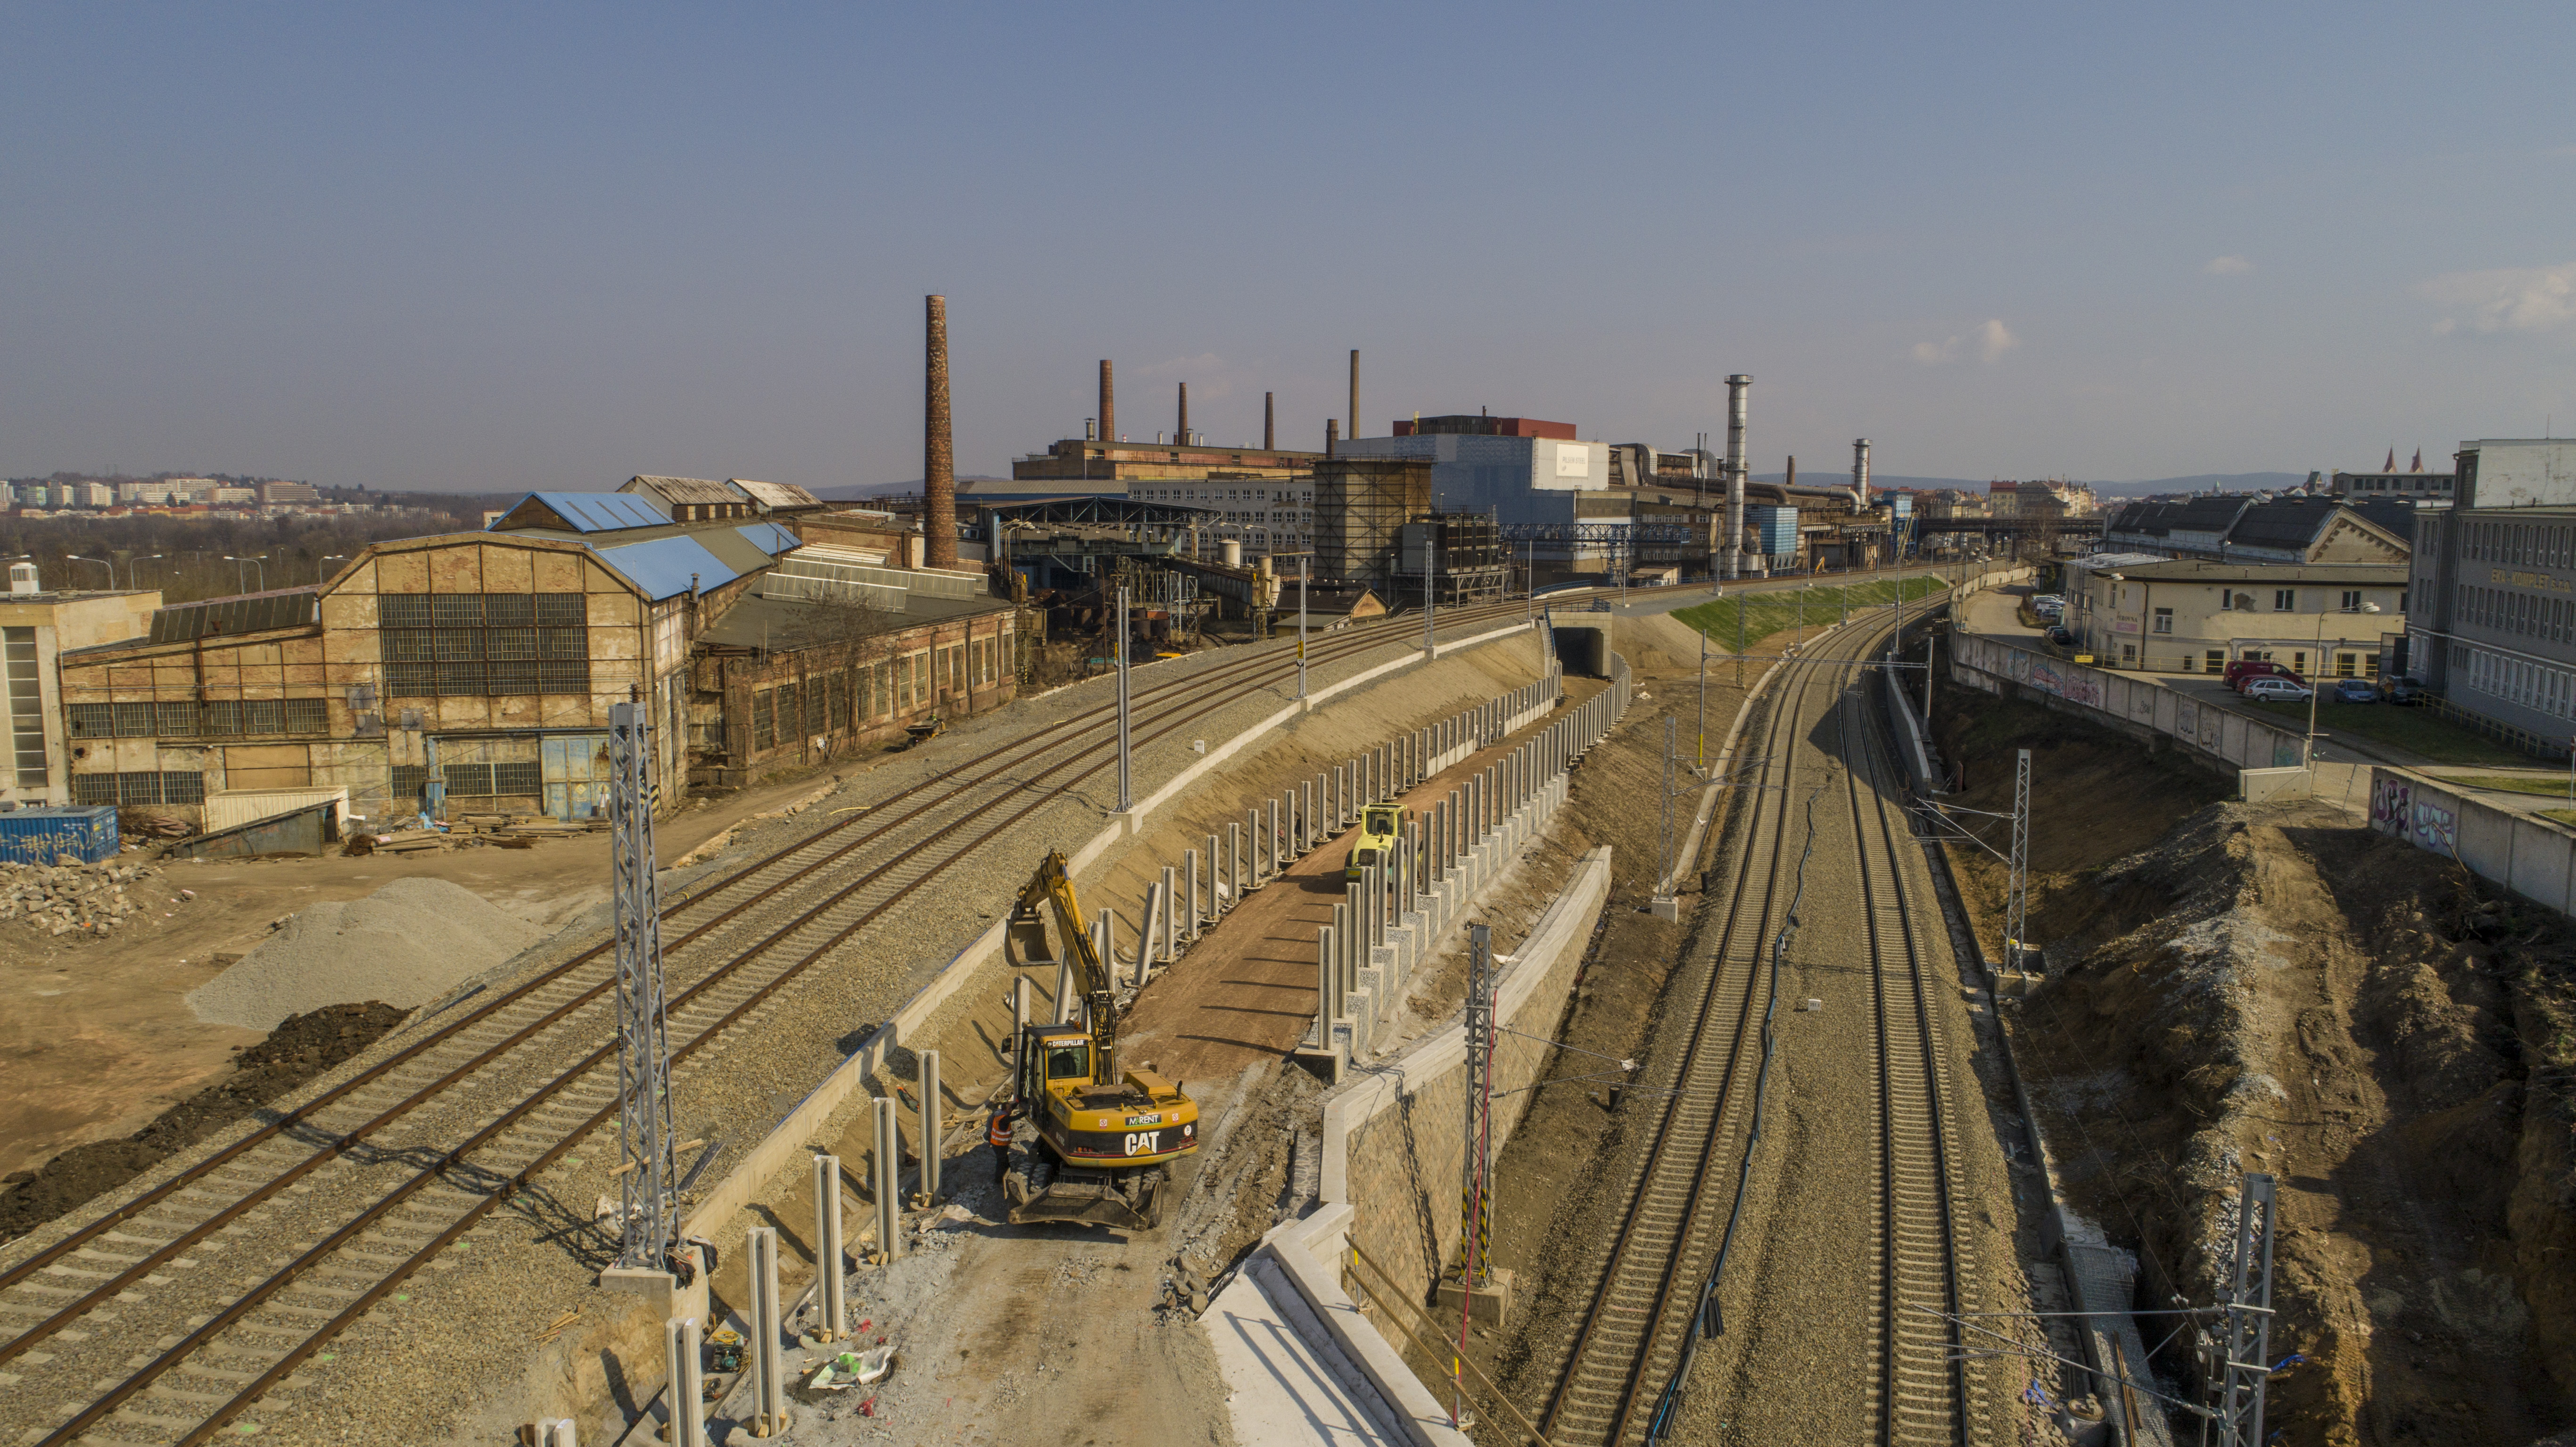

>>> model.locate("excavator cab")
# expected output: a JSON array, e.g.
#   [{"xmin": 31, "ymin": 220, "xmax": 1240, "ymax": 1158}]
[
  {"xmin": 1345, "ymin": 802, "xmax": 1406, "ymax": 881},
  {"xmin": 999, "ymin": 850, "xmax": 1199, "ymax": 1230}
]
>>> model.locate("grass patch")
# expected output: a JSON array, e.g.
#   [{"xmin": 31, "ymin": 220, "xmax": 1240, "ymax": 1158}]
[
  {"xmin": 1672, "ymin": 574, "xmax": 1948, "ymax": 653},
  {"xmin": 2445, "ymin": 773, "xmax": 2576, "ymax": 797},
  {"xmin": 2232, "ymin": 696, "xmax": 2530, "ymax": 766},
  {"xmin": 2543, "ymin": 809, "xmax": 2576, "ymax": 828}
]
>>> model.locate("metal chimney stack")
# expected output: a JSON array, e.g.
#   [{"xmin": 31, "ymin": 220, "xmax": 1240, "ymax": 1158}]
[
  {"xmin": 1099, "ymin": 360, "xmax": 1116, "ymax": 444},
  {"xmin": 1853, "ymin": 438, "xmax": 1872, "ymax": 507},
  {"xmin": 1348, "ymin": 350, "xmax": 1360, "ymax": 444},
  {"xmin": 1723, "ymin": 374, "xmax": 1752, "ymax": 579},
  {"xmin": 924, "ymin": 295, "xmax": 958, "ymax": 569},
  {"xmin": 1178, "ymin": 382, "xmax": 1189, "ymax": 445}
]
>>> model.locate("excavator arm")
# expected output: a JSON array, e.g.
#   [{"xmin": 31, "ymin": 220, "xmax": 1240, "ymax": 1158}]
[{"xmin": 1016, "ymin": 849, "xmax": 1121, "ymax": 1089}]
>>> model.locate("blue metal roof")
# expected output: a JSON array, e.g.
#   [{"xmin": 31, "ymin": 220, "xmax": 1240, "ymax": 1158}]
[
  {"xmin": 736, "ymin": 521, "xmax": 802, "ymax": 555},
  {"xmin": 590, "ymin": 534, "xmax": 741, "ymax": 601},
  {"xmin": 493, "ymin": 492, "xmax": 671, "ymax": 534}
]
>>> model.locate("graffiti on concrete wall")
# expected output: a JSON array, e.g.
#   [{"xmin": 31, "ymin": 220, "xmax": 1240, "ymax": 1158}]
[
  {"xmin": 2412, "ymin": 798, "xmax": 2458, "ymax": 856},
  {"xmin": 2369, "ymin": 777, "xmax": 2411, "ymax": 834}
]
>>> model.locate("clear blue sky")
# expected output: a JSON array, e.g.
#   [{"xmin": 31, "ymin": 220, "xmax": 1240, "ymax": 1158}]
[{"xmin": 4, "ymin": 2, "xmax": 2571, "ymax": 492}]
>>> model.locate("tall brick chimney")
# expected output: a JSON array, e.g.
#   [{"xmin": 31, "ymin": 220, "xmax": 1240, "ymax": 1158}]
[
  {"xmin": 1347, "ymin": 349, "xmax": 1360, "ymax": 444},
  {"xmin": 924, "ymin": 295, "xmax": 957, "ymax": 569},
  {"xmin": 1177, "ymin": 381, "xmax": 1189, "ymax": 445},
  {"xmin": 1099, "ymin": 359, "xmax": 1115, "ymax": 444},
  {"xmin": 1264, "ymin": 392, "xmax": 1274, "ymax": 451},
  {"xmin": 1326, "ymin": 419, "xmax": 1339, "ymax": 457}
]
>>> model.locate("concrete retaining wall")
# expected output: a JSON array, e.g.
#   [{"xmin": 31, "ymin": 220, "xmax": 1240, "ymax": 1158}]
[
  {"xmin": 1313, "ymin": 846, "xmax": 1613, "ymax": 1345},
  {"xmin": 1949, "ymin": 631, "xmax": 2309, "ymax": 779},
  {"xmin": 2367, "ymin": 766, "xmax": 2576, "ymax": 917},
  {"xmin": 681, "ymin": 619, "xmax": 1545, "ymax": 1242}
]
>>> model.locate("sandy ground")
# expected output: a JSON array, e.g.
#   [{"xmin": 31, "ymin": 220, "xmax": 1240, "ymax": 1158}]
[{"xmin": 0, "ymin": 767, "xmax": 860, "ymax": 1182}]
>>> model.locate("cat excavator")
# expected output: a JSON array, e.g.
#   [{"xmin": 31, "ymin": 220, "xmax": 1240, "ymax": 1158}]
[{"xmin": 999, "ymin": 849, "xmax": 1199, "ymax": 1229}]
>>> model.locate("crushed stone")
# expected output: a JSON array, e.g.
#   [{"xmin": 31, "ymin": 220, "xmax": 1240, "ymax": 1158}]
[{"xmin": 183, "ymin": 876, "xmax": 544, "ymax": 1030}]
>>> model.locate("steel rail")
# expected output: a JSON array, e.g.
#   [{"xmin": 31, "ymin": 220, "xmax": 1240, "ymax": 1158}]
[
  {"xmin": 30, "ymin": 604, "xmax": 1542, "ymax": 1446},
  {"xmin": 1845, "ymin": 672, "xmax": 1972, "ymax": 1445},
  {"xmin": 0, "ymin": 598, "xmax": 1525, "ymax": 1349},
  {"xmin": 1536, "ymin": 643, "xmax": 1828, "ymax": 1444}
]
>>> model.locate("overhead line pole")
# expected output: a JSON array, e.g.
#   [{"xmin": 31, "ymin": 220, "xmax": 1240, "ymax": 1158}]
[{"xmin": 1116, "ymin": 585, "xmax": 1133, "ymax": 813}]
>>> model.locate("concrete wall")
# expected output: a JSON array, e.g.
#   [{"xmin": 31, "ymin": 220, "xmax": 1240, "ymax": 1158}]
[
  {"xmin": 1313, "ymin": 846, "xmax": 1613, "ymax": 1336},
  {"xmin": 1949, "ymin": 630, "xmax": 2309, "ymax": 775},
  {"xmin": 678, "ymin": 617, "xmax": 1551, "ymax": 1244},
  {"xmin": 2367, "ymin": 766, "xmax": 2576, "ymax": 918}
]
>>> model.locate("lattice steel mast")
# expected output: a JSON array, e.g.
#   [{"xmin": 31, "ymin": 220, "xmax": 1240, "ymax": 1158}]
[{"xmin": 611, "ymin": 697, "xmax": 678, "ymax": 1269}]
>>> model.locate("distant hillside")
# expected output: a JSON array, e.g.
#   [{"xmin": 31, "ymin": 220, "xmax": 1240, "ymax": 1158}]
[
  {"xmin": 810, "ymin": 477, "xmax": 1016, "ymax": 501},
  {"xmin": 1749, "ymin": 471, "xmax": 2310, "ymax": 498}
]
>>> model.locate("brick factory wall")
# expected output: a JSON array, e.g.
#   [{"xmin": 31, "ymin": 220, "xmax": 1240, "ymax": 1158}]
[{"xmin": 1318, "ymin": 845, "xmax": 1611, "ymax": 1317}]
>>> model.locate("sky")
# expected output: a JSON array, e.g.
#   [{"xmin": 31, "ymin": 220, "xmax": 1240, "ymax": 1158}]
[{"xmin": 4, "ymin": 2, "xmax": 2573, "ymax": 493}]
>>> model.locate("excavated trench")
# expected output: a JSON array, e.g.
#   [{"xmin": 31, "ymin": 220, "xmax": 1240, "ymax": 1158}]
[{"xmin": 1935, "ymin": 673, "xmax": 2576, "ymax": 1447}]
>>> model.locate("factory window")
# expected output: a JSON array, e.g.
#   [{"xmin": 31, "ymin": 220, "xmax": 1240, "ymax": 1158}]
[
  {"xmin": 68, "ymin": 704, "xmax": 114, "ymax": 739},
  {"xmin": 495, "ymin": 761, "xmax": 542, "ymax": 795},
  {"xmin": 392, "ymin": 765, "xmax": 426, "ymax": 801},
  {"xmin": 751, "ymin": 689, "xmax": 774, "ymax": 750},
  {"xmin": 2152, "ymin": 608, "xmax": 2172, "ymax": 634},
  {"xmin": 828, "ymin": 673, "xmax": 850, "ymax": 732},
  {"xmin": 874, "ymin": 659, "xmax": 893, "ymax": 716},
  {"xmin": 6, "ymin": 629, "xmax": 44, "ymax": 789},
  {"xmin": 2340, "ymin": 590, "xmax": 2362, "ymax": 612},
  {"xmin": 73, "ymin": 770, "xmax": 203, "ymax": 806},
  {"xmin": 444, "ymin": 763, "xmax": 494, "ymax": 797},
  {"xmin": 2204, "ymin": 650, "xmax": 2226, "ymax": 673},
  {"xmin": 912, "ymin": 651, "xmax": 930, "ymax": 706},
  {"xmin": 2273, "ymin": 590, "xmax": 2295, "ymax": 612},
  {"xmin": 380, "ymin": 592, "xmax": 588, "ymax": 697}
]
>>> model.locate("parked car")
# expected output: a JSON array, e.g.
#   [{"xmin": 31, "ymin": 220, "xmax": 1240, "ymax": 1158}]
[
  {"xmin": 2383, "ymin": 678, "xmax": 2429, "ymax": 706},
  {"xmin": 2332, "ymin": 679, "xmax": 2380, "ymax": 704},
  {"xmin": 2243, "ymin": 676, "xmax": 2314, "ymax": 702},
  {"xmin": 2224, "ymin": 659, "xmax": 2304, "ymax": 691},
  {"xmin": 2047, "ymin": 626, "xmax": 2074, "ymax": 645}
]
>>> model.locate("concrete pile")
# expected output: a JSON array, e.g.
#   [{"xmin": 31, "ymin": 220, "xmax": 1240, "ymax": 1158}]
[{"xmin": 0, "ymin": 859, "xmax": 160, "ymax": 936}]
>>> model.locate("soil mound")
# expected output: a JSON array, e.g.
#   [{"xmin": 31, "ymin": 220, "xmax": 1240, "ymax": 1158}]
[
  {"xmin": 184, "ymin": 876, "xmax": 542, "ymax": 1030},
  {"xmin": 0, "ymin": 1001, "xmax": 403, "ymax": 1242}
]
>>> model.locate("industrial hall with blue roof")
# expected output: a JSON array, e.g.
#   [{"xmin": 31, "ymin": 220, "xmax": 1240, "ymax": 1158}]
[{"xmin": 45, "ymin": 476, "xmax": 1021, "ymax": 823}]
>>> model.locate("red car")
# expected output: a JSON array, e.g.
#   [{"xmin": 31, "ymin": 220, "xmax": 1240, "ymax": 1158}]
[{"xmin": 2223, "ymin": 659, "xmax": 2305, "ymax": 692}]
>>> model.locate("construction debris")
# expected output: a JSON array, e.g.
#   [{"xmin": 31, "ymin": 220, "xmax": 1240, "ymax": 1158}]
[{"xmin": 0, "ymin": 859, "xmax": 163, "ymax": 935}]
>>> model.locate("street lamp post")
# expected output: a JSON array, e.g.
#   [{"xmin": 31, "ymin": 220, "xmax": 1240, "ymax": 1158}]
[
  {"xmin": 317, "ymin": 554, "xmax": 347, "ymax": 585},
  {"xmin": 224, "ymin": 555, "xmax": 267, "ymax": 592},
  {"xmin": 65, "ymin": 556, "xmax": 113, "ymax": 590},
  {"xmin": 2306, "ymin": 600, "xmax": 2383, "ymax": 773}
]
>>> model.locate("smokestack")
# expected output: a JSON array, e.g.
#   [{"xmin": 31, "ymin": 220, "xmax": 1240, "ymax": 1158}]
[
  {"xmin": 1099, "ymin": 359, "xmax": 1115, "ymax": 444},
  {"xmin": 1348, "ymin": 350, "xmax": 1360, "ymax": 444},
  {"xmin": 1786, "ymin": 455, "xmax": 1796, "ymax": 488},
  {"xmin": 1177, "ymin": 382, "xmax": 1189, "ymax": 445},
  {"xmin": 1264, "ymin": 392, "xmax": 1274, "ymax": 451},
  {"xmin": 925, "ymin": 295, "xmax": 957, "ymax": 569},
  {"xmin": 1326, "ymin": 419, "xmax": 1339, "ymax": 457},
  {"xmin": 1853, "ymin": 438, "xmax": 1871, "ymax": 507},
  {"xmin": 1723, "ymin": 374, "xmax": 1751, "ymax": 579}
]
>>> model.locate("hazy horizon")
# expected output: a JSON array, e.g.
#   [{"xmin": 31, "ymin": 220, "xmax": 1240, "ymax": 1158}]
[{"xmin": 6, "ymin": 5, "xmax": 2569, "ymax": 496}]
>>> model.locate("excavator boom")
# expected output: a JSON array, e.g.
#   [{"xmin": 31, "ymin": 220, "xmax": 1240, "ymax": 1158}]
[{"xmin": 1017, "ymin": 849, "xmax": 1119, "ymax": 1086}]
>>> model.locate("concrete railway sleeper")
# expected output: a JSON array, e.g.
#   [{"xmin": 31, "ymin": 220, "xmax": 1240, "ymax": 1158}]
[
  {"xmin": 0, "ymin": 601, "xmax": 1516, "ymax": 1328},
  {"xmin": 1537, "ymin": 643, "xmax": 1849, "ymax": 1446},
  {"xmin": 0, "ymin": 601, "xmax": 1531, "ymax": 1370},
  {"xmin": 1841, "ymin": 669, "xmax": 1977, "ymax": 1446},
  {"xmin": 1535, "ymin": 598, "xmax": 1959, "ymax": 1447},
  {"xmin": 11, "ymin": 601, "xmax": 1552, "ymax": 1446}
]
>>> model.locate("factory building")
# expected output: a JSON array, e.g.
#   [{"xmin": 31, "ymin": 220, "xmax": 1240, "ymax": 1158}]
[
  {"xmin": 54, "ymin": 487, "xmax": 1016, "ymax": 826},
  {"xmin": 2404, "ymin": 439, "xmax": 2576, "ymax": 751}
]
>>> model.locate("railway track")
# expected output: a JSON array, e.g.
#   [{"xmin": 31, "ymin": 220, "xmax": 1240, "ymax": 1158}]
[
  {"xmin": 1841, "ymin": 670, "xmax": 1976, "ymax": 1446},
  {"xmin": 0, "ymin": 597, "xmax": 1540, "ymax": 1447},
  {"xmin": 1535, "ymin": 599, "xmax": 1973, "ymax": 1447}
]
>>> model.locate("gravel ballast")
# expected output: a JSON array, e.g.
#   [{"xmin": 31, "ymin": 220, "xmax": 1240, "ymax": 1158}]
[{"xmin": 183, "ymin": 876, "xmax": 544, "ymax": 1029}]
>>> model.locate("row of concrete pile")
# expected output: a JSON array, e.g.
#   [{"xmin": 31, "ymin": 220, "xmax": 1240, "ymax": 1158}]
[{"xmin": 0, "ymin": 859, "xmax": 166, "ymax": 935}]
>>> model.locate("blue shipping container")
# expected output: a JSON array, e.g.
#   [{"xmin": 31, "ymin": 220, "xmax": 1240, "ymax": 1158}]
[{"xmin": 0, "ymin": 806, "xmax": 120, "ymax": 866}]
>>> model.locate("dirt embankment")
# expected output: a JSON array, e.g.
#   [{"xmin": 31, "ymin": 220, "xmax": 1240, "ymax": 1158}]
[
  {"xmin": 1938, "ymin": 683, "xmax": 2576, "ymax": 1446},
  {"xmin": 0, "ymin": 1001, "xmax": 405, "ymax": 1243}
]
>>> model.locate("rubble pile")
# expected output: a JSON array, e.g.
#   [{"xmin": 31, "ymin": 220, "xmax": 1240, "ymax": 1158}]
[{"xmin": 0, "ymin": 859, "xmax": 160, "ymax": 936}]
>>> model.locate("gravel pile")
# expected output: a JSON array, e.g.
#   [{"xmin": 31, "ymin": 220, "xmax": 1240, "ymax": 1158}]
[
  {"xmin": 185, "ymin": 877, "xmax": 543, "ymax": 1030},
  {"xmin": 0, "ymin": 858, "xmax": 162, "ymax": 935}
]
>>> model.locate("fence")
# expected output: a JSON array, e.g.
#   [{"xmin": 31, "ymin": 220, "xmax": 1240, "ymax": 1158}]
[{"xmin": 1949, "ymin": 631, "xmax": 2309, "ymax": 777}]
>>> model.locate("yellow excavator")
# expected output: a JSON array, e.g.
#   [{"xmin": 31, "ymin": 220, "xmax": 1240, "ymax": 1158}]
[{"xmin": 999, "ymin": 849, "xmax": 1199, "ymax": 1229}]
